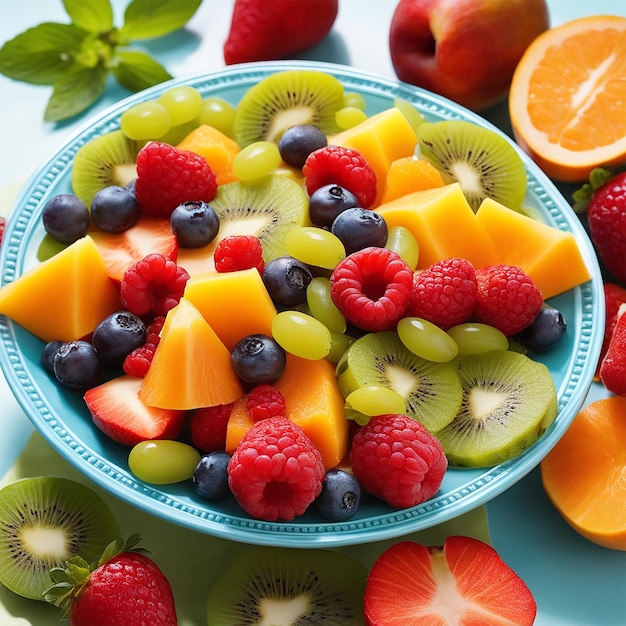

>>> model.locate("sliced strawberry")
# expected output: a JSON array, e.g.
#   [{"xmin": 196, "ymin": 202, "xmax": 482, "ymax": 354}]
[
  {"xmin": 364, "ymin": 536, "xmax": 537, "ymax": 626},
  {"xmin": 84, "ymin": 375, "xmax": 185, "ymax": 447},
  {"xmin": 597, "ymin": 283, "xmax": 626, "ymax": 376},
  {"xmin": 599, "ymin": 303, "xmax": 626, "ymax": 396},
  {"xmin": 89, "ymin": 216, "xmax": 178, "ymax": 284}
]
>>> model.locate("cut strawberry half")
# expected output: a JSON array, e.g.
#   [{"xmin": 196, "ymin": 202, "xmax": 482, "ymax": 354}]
[
  {"xmin": 84, "ymin": 375, "xmax": 186, "ymax": 447},
  {"xmin": 89, "ymin": 216, "xmax": 178, "ymax": 284},
  {"xmin": 364, "ymin": 536, "xmax": 537, "ymax": 626}
]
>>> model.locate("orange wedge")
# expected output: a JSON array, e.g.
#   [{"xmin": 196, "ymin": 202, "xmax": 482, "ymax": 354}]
[
  {"xmin": 509, "ymin": 16, "xmax": 626, "ymax": 182},
  {"xmin": 540, "ymin": 397, "xmax": 626, "ymax": 551}
]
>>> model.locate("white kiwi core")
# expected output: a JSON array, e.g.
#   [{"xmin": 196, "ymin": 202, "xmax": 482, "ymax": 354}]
[
  {"xmin": 20, "ymin": 525, "xmax": 70, "ymax": 559},
  {"xmin": 258, "ymin": 595, "xmax": 311, "ymax": 625}
]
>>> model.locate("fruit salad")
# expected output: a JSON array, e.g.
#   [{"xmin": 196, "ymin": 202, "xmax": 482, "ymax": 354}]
[{"xmin": 0, "ymin": 68, "xmax": 594, "ymax": 527}]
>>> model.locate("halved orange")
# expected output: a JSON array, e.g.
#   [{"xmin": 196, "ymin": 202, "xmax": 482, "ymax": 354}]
[
  {"xmin": 509, "ymin": 16, "xmax": 626, "ymax": 182},
  {"xmin": 540, "ymin": 397, "xmax": 626, "ymax": 551}
]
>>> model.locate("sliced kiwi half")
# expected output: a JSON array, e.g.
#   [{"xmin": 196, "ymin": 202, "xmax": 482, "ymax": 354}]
[
  {"xmin": 234, "ymin": 70, "xmax": 345, "ymax": 146},
  {"xmin": 336, "ymin": 331, "xmax": 463, "ymax": 433},
  {"xmin": 417, "ymin": 119, "xmax": 527, "ymax": 211},
  {"xmin": 206, "ymin": 546, "xmax": 367, "ymax": 625},
  {"xmin": 0, "ymin": 476, "xmax": 119, "ymax": 600},
  {"xmin": 435, "ymin": 350, "xmax": 558, "ymax": 468},
  {"xmin": 71, "ymin": 129, "xmax": 143, "ymax": 208}
]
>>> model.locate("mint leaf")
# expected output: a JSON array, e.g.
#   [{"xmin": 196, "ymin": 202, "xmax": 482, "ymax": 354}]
[
  {"xmin": 0, "ymin": 22, "xmax": 87, "ymax": 85},
  {"xmin": 112, "ymin": 49, "xmax": 172, "ymax": 92},
  {"xmin": 44, "ymin": 64, "xmax": 108, "ymax": 122},
  {"xmin": 63, "ymin": 0, "xmax": 114, "ymax": 33},
  {"xmin": 120, "ymin": 0, "xmax": 202, "ymax": 40}
]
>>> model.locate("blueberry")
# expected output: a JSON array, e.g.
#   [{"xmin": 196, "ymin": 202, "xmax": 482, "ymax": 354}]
[
  {"xmin": 262, "ymin": 256, "xmax": 313, "ymax": 306},
  {"xmin": 315, "ymin": 469, "xmax": 361, "ymax": 521},
  {"xmin": 53, "ymin": 341, "xmax": 104, "ymax": 391},
  {"xmin": 231, "ymin": 333, "xmax": 286, "ymax": 385},
  {"xmin": 193, "ymin": 451, "xmax": 231, "ymax": 499},
  {"xmin": 170, "ymin": 200, "xmax": 220, "ymax": 248},
  {"xmin": 42, "ymin": 340, "xmax": 64, "ymax": 375},
  {"xmin": 331, "ymin": 207, "xmax": 388, "ymax": 255},
  {"xmin": 515, "ymin": 304, "xmax": 567, "ymax": 352},
  {"xmin": 91, "ymin": 185, "xmax": 140, "ymax": 233},
  {"xmin": 42, "ymin": 193, "xmax": 90, "ymax": 244},
  {"xmin": 308, "ymin": 184, "xmax": 360, "ymax": 228},
  {"xmin": 278, "ymin": 124, "xmax": 328, "ymax": 169},
  {"xmin": 91, "ymin": 311, "xmax": 147, "ymax": 366}
]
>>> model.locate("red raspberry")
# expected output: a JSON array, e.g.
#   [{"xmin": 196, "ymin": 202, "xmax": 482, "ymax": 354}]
[
  {"xmin": 247, "ymin": 384, "xmax": 286, "ymax": 421},
  {"xmin": 408, "ymin": 257, "xmax": 478, "ymax": 329},
  {"xmin": 134, "ymin": 141, "xmax": 217, "ymax": 217},
  {"xmin": 190, "ymin": 403, "xmax": 234, "ymax": 452},
  {"xmin": 123, "ymin": 316, "xmax": 166, "ymax": 377},
  {"xmin": 214, "ymin": 235, "xmax": 265, "ymax": 274},
  {"xmin": 330, "ymin": 247, "xmax": 413, "ymax": 332},
  {"xmin": 303, "ymin": 145, "xmax": 377, "ymax": 208},
  {"xmin": 349, "ymin": 414, "xmax": 447, "ymax": 508},
  {"xmin": 0, "ymin": 215, "xmax": 5, "ymax": 246},
  {"xmin": 120, "ymin": 253, "xmax": 190, "ymax": 317},
  {"xmin": 474, "ymin": 264, "xmax": 543, "ymax": 336},
  {"xmin": 227, "ymin": 416, "xmax": 325, "ymax": 521}
]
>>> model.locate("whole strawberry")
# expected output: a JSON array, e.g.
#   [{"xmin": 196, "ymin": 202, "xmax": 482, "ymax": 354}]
[
  {"xmin": 224, "ymin": 0, "xmax": 339, "ymax": 65},
  {"xmin": 45, "ymin": 535, "xmax": 177, "ymax": 626}
]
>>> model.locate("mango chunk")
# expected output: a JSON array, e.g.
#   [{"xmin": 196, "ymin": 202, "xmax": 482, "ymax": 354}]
[
  {"xmin": 139, "ymin": 297, "xmax": 243, "ymax": 410},
  {"xmin": 226, "ymin": 353, "xmax": 349, "ymax": 469},
  {"xmin": 0, "ymin": 235, "xmax": 121, "ymax": 342},
  {"xmin": 329, "ymin": 107, "xmax": 418, "ymax": 206},
  {"xmin": 183, "ymin": 268, "xmax": 277, "ymax": 351},
  {"xmin": 376, "ymin": 183, "xmax": 497, "ymax": 270},
  {"xmin": 475, "ymin": 198, "xmax": 592, "ymax": 299}
]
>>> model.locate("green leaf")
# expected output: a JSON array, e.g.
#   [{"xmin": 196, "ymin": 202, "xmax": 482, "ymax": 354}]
[
  {"xmin": 112, "ymin": 49, "xmax": 172, "ymax": 92},
  {"xmin": 63, "ymin": 0, "xmax": 114, "ymax": 33},
  {"xmin": 119, "ymin": 0, "xmax": 202, "ymax": 40},
  {"xmin": 44, "ymin": 64, "xmax": 108, "ymax": 122},
  {"xmin": 0, "ymin": 22, "xmax": 87, "ymax": 85}
]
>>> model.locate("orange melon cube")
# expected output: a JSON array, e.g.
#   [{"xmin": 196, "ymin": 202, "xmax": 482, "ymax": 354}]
[
  {"xmin": 380, "ymin": 156, "xmax": 445, "ymax": 204},
  {"xmin": 183, "ymin": 268, "xmax": 276, "ymax": 351},
  {"xmin": 475, "ymin": 198, "xmax": 592, "ymax": 299},
  {"xmin": 376, "ymin": 183, "xmax": 497, "ymax": 270},
  {"xmin": 226, "ymin": 353, "xmax": 349, "ymax": 469},
  {"xmin": 139, "ymin": 297, "xmax": 243, "ymax": 410},
  {"xmin": 0, "ymin": 235, "xmax": 121, "ymax": 342},
  {"xmin": 176, "ymin": 124, "xmax": 240, "ymax": 185}
]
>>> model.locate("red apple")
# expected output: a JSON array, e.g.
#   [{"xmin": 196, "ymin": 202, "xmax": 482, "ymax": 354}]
[{"xmin": 389, "ymin": 0, "xmax": 550, "ymax": 111}]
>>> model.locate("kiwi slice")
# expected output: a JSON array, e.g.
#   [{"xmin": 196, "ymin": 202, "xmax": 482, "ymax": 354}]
[
  {"xmin": 71, "ymin": 129, "xmax": 143, "ymax": 207},
  {"xmin": 336, "ymin": 331, "xmax": 463, "ymax": 433},
  {"xmin": 435, "ymin": 350, "xmax": 558, "ymax": 468},
  {"xmin": 418, "ymin": 119, "xmax": 527, "ymax": 211},
  {"xmin": 205, "ymin": 546, "xmax": 367, "ymax": 625},
  {"xmin": 234, "ymin": 70, "xmax": 345, "ymax": 146},
  {"xmin": 0, "ymin": 476, "xmax": 120, "ymax": 600},
  {"xmin": 210, "ymin": 174, "xmax": 309, "ymax": 263}
]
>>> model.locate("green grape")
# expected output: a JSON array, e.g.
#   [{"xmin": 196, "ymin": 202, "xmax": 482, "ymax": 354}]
[
  {"xmin": 446, "ymin": 322, "xmax": 509, "ymax": 355},
  {"xmin": 397, "ymin": 317, "xmax": 459, "ymax": 362},
  {"xmin": 157, "ymin": 85, "xmax": 203, "ymax": 126},
  {"xmin": 335, "ymin": 106, "xmax": 368, "ymax": 130},
  {"xmin": 385, "ymin": 225, "xmax": 419, "ymax": 270},
  {"xmin": 197, "ymin": 97, "xmax": 237, "ymax": 137},
  {"xmin": 271, "ymin": 310, "xmax": 332, "ymax": 360},
  {"xmin": 306, "ymin": 277, "xmax": 346, "ymax": 333},
  {"xmin": 343, "ymin": 91, "xmax": 366, "ymax": 110},
  {"xmin": 120, "ymin": 101, "xmax": 171, "ymax": 140},
  {"xmin": 233, "ymin": 140, "xmax": 282, "ymax": 180},
  {"xmin": 128, "ymin": 440, "xmax": 201, "ymax": 485},
  {"xmin": 345, "ymin": 386, "xmax": 406, "ymax": 416},
  {"xmin": 284, "ymin": 226, "xmax": 346, "ymax": 269},
  {"xmin": 326, "ymin": 331, "xmax": 354, "ymax": 363},
  {"xmin": 393, "ymin": 96, "xmax": 426, "ymax": 134}
]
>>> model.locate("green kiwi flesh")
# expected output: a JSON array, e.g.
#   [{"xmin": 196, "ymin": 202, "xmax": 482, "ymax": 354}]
[
  {"xmin": 435, "ymin": 350, "xmax": 558, "ymax": 467},
  {"xmin": 234, "ymin": 70, "xmax": 345, "ymax": 146},
  {"xmin": 0, "ymin": 476, "xmax": 119, "ymax": 600},
  {"xmin": 418, "ymin": 119, "xmax": 527, "ymax": 212},
  {"xmin": 206, "ymin": 546, "xmax": 367, "ymax": 625},
  {"xmin": 336, "ymin": 331, "xmax": 463, "ymax": 433},
  {"xmin": 210, "ymin": 174, "xmax": 309, "ymax": 263},
  {"xmin": 71, "ymin": 129, "xmax": 142, "ymax": 208}
]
